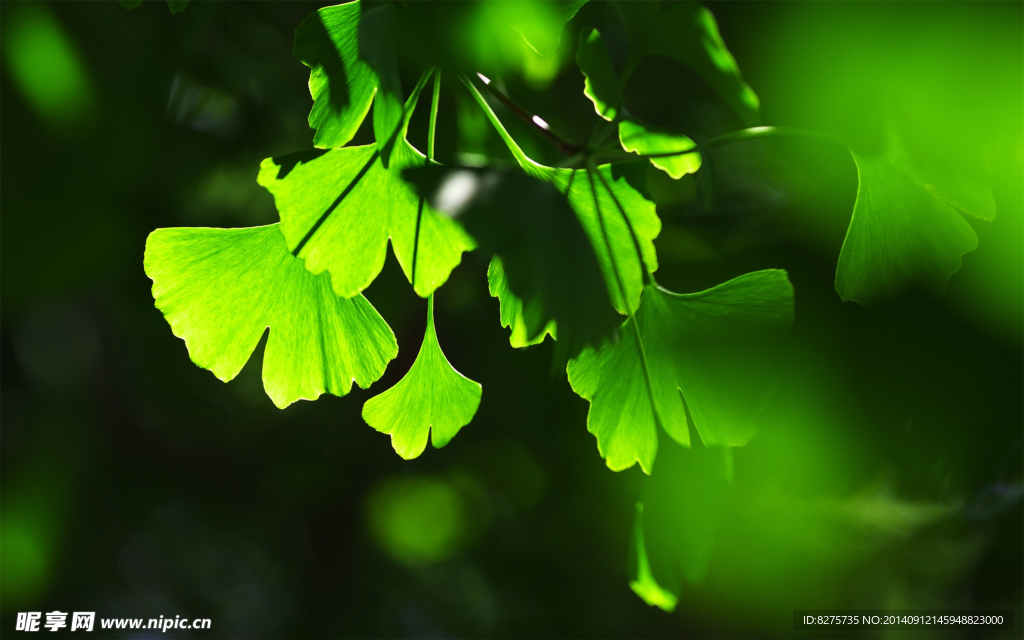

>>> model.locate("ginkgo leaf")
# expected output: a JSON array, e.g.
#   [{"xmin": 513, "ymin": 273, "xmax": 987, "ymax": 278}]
[
  {"xmin": 614, "ymin": 1, "xmax": 759, "ymax": 125},
  {"xmin": 629, "ymin": 503, "xmax": 679, "ymax": 612},
  {"xmin": 362, "ymin": 296, "xmax": 482, "ymax": 459},
  {"xmin": 358, "ymin": 2, "xmax": 404, "ymax": 157},
  {"xmin": 143, "ymin": 224, "xmax": 398, "ymax": 409},
  {"xmin": 462, "ymin": 76, "xmax": 660, "ymax": 317},
  {"xmin": 488, "ymin": 257, "xmax": 556, "ymax": 348},
  {"xmin": 635, "ymin": 441, "xmax": 733, "ymax": 607},
  {"xmin": 406, "ymin": 164, "xmax": 619, "ymax": 358},
  {"xmin": 837, "ymin": 143, "xmax": 995, "ymax": 305},
  {"xmin": 619, "ymin": 120, "xmax": 701, "ymax": 179},
  {"xmin": 294, "ymin": 1, "xmax": 379, "ymax": 149},
  {"xmin": 258, "ymin": 76, "xmax": 475, "ymax": 299},
  {"xmin": 576, "ymin": 28, "xmax": 702, "ymax": 179},
  {"xmin": 567, "ymin": 271, "xmax": 794, "ymax": 473}
]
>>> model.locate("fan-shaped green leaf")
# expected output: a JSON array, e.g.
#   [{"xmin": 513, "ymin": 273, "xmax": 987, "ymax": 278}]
[
  {"xmin": 294, "ymin": 1, "xmax": 379, "ymax": 149},
  {"xmin": 567, "ymin": 271, "xmax": 794, "ymax": 473},
  {"xmin": 143, "ymin": 224, "xmax": 398, "ymax": 409},
  {"xmin": 362, "ymin": 297, "xmax": 482, "ymax": 459},
  {"xmin": 837, "ymin": 144, "xmax": 995, "ymax": 305},
  {"xmin": 576, "ymin": 26, "xmax": 620, "ymax": 121},
  {"xmin": 258, "ymin": 77, "xmax": 475, "ymax": 299}
]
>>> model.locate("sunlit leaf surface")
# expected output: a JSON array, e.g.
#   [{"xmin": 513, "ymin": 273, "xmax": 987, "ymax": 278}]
[
  {"xmin": 362, "ymin": 298, "xmax": 482, "ymax": 459},
  {"xmin": 294, "ymin": 1, "xmax": 379, "ymax": 149},
  {"xmin": 567, "ymin": 271, "xmax": 794, "ymax": 473},
  {"xmin": 143, "ymin": 224, "xmax": 397, "ymax": 408},
  {"xmin": 619, "ymin": 120, "xmax": 701, "ymax": 179},
  {"xmin": 258, "ymin": 80, "xmax": 475, "ymax": 299}
]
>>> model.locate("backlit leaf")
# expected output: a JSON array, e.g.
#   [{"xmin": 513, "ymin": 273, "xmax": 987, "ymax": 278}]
[
  {"xmin": 143, "ymin": 224, "xmax": 397, "ymax": 408},
  {"xmin": 619, "ymin": 120, "xmax": 701, "ymax": 179},
  {"xmin": 508, "ymin": 0, "xmax": 589, "ymax": 56},
  {"xmin": 294, "ymin": 1, "xmax": 378, "ymax": 149},
  {"xmin": 576, "ymin": 26, "xmax": 620, "ymax": 121},
  {"xmin": 362, "ymin": 297, "xmax": 482, "ymax": 459},
  {"xmin": 258, "ymin": 77, "xmax": 475, "ymax": 299},
  {"xmin": 567, "ymin": 271, "xmax": 794, "ymax": 473}
]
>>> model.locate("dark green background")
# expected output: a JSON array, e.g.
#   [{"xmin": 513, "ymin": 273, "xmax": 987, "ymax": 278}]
[{"xmin": 2, "ymin": 1, "xmax": 1021, "ymax": 637}]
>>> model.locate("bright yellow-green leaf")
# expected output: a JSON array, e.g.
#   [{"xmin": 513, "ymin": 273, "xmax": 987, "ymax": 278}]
[
  {"xmin": 143, "ymin": 224, "xmax": 398, "ymax": 408},
  {"xmin": 294, "ymin": 1, "xmax": 379, "ymax": 149},
  {"xmin": 567, "ymin": 271, "xmax": 794, "ymax": 473},
  {"xmin": 619, "ymin": 120, "xmax": 702, "ymax": 179},
  {"xmin": 362, "ymin": 297, "xmax": 482, "ymax": 459},
  {"xmin": 629, "ymin": 503, "xmax": 679, "ymax": 612},
  {"xmin": 837, "ymin": 142, "xmax": 995, "ymax": 305},
  {"xmin": 258, "ymin": 78, "xmax": 474, "ymax": 299}
]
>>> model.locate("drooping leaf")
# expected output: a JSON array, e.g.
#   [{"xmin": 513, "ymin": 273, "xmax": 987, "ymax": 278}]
[
  {"xmin": 294, "ymin": 1, "xmax": 379, "ymax": 149},
  {"xmin": 567, "ymin": 271, "xmax": 794, "ymax": 473},
  {"xmin": 362, "ymin": 297, "xmax": 482, "ymax": 459},
  {"xmin": 462, "ymin": 76, "xmax": 661, "ymax": 318},
  {"xmin": 837, "ymin": 141, "xmax": 995, "ymax": 305},
  {"xmin": 488, "ymin": 257, "xmax": 556, "ymax": 348},
  {"xmin": 576, "ymin": 29, "xmax": 702, "ymax": 179},
  {"xmin": 619, "ymin": 120, "xmax": 701, "ymax": 180},
  {"xmin": 629, "ymin": 503, "xmax": 679, "ymax": 612},
  {"xmin": 406, "ymin": 164, "xmax": 619, "ymax": 358},
  {"xmin": 635, "ymin": 441, "xmax": 733, "ymax": 606},
  {"xmin": 143, "ymin": 224, "xmax": 398, "ymax": 409},
  {"xmin": 258, "ymin": 77, "xmax": 475, "ymax": 299},
  {"xmin": 614, "ymin": 1, "xmax": 759, "ymax": 125}
]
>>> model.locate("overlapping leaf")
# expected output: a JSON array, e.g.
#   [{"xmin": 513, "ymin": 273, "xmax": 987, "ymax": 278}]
[
  {"xmin": 258, "ymin": 76, "xmax": 475, "ymax": 299},
  {"xmin": 488, "ymin": 257, "xmax": 556, "ymax": 348},
  {"xmin": 463, "ymin": 77, "xmax": 660, "ymax": 323},
  {"xmin": 567, "ymin": 271, "xmax": 794, "ymax": 473},
  {"xmin": 837, "ymin": 138, "xmax": 995, "ymax": 305},
  {"xmin": 407, "ymin": 165, "xmax": 618, "ymax": 358},
  {"xmin": 295, "ymin": 1, "xmax": 380, "ymax": 149},
  {"xmin": 362, "ymin": 297, "xmax": 482, "ymax": 459},
  {"xmin": 576, "ymin": 28, "xmax": 702, "ymax": 179},
  {"xmin": 631, "ymin": 442, "xmax": 733, "ymax": 610},
  {"xmin": 143, "ymin": 224, "xmax": 397, "ymax": 408},
  {"xmin": 613, "ymin": 1, "xmax": 759, "ymax": 126}
]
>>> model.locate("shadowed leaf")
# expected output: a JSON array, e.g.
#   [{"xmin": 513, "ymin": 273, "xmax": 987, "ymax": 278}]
[
  {"xmin": 488, "ymin": 257, "xmax": 556, "ymax": 348},
  {"xmin": 143, "ymin": 224, "xmax": 397, "ymax": 408},
  {"xmin": 294, "ymin": 1, "xmax": 378, "ymax": 149},
  {"xmin": 567, "ymin": 271, "xmax": 794, "ymax": 473},
  {"xmin": 837, "ymin": 140, "xmax": 995, "ymax": 305},
  {"xmin": 407, "ymin": 165, "xmax": 618, "ymax": 358}
]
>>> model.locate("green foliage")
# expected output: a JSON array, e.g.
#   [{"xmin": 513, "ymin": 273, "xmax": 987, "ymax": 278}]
[
  {"xmin": 362, "ymin": 296, "xmax": 482, "ymax": 460},
  {"xmin": 143, "ymin": 224, "xmax": 397, "ymax": 408},
  {"xmin": 407, "ymin": 165, "xmax": 617, "ymax": 359},
  {"xmin": 139, "ymin": 0, "xmax": 1003, "ymax": 612},
  {"xmin": 257, "ymin": 74, "xmax": 474, "ymax": 299},
  {"xmin": 567, "ymin": 272, "xmax": 794, "ymax": 473},
  {"xmin": 837, "ymin": 137, "xmax": 996, "ymax": 305},
  {"xmin": 295, "ymin": 2, "xmax": 378, "ymax": 149}
]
